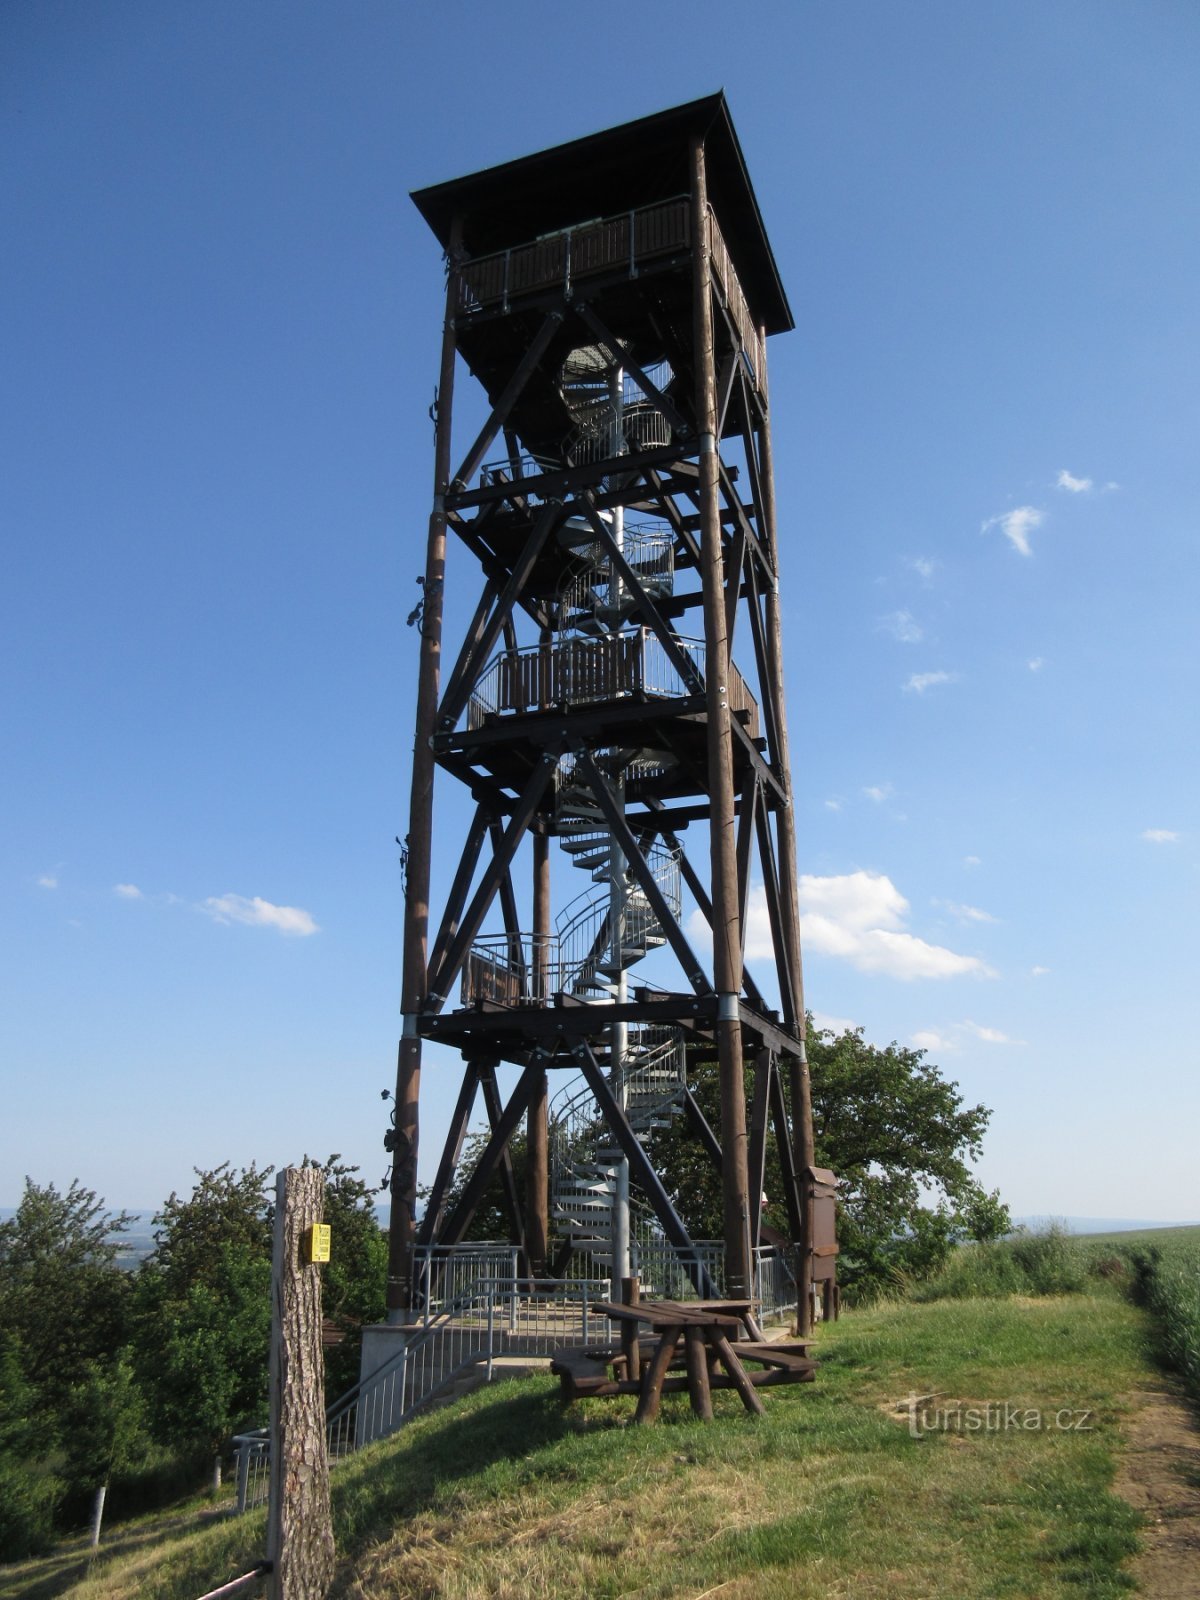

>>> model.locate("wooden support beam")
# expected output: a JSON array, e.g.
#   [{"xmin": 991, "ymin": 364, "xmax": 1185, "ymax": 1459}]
[
  {"xmin": 575, "ymin": 1041, "xmax": 716, "ymax": 1299},
  {"xmin": 436, "ymin": 500, "xmax": 563, "ymax": 733},
  {"xmin": 426, "ymin": 803, "xmax": 490, "ymax": 990},
  {"xmin": 426, "ymin": 752, "xmax": 558, "ymax": 1010},
  {"xmin": 578, "ymin": 500, "xmax": 705, "ymax": 694},
  {"xmin": 416, "ymin": 1061, "xmax": 481, "ymax": 1249},
  {"xmin": 479, "ymin": 1063, "xmax": 527, "ymax": 1263},
  {"xmin": 440, "ymin": 1066, "xmax": 541, "ymax": 1247},
  {"xmin": 571, "ymin": 299, "xmax": 691, "ymax": 437},
  {"xmin": 576, "ymin": 751, "xmax": 712, "ymax": 995},
  {"xmin": 451, "ymin": 310, "xmax": 563, "ymax": 490}
]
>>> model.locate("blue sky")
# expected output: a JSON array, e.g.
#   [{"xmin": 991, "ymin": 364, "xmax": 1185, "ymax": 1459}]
[{"xmin": 3, "ymin": 1, "xmax": 1197, "ymax": 1221}]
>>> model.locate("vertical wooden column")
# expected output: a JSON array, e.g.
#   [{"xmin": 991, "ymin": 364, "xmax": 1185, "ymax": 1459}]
[
  {"xmin": 267, "ymin": 1168, "xmax": 334, "ymax": 1600},
  {"xmin": 755, "ymin": 326, "xmax": 816, "ymax": 1334},
  {"xmin": 691, "ymin": 136, "xmax": 752, "ymax": 1301},
  {"xmin": 387, "ymin": 221, "xmax": 462, "ymax": 1317},
  {"xmin": 526, "ymin": 825, "xmax": 551, "ymax": 1276}
]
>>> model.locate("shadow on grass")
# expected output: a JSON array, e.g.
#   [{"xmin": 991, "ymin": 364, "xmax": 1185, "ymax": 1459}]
[
  {"xmin": 0, "ymin": 1504, "xmax": 234, "ymax": 1600},
  {"xmin": 332, "ymin": 1380, "xmax": 577, "ymax": 1550}
]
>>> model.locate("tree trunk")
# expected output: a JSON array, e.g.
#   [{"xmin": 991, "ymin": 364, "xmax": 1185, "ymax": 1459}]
[
  {"xmin": 266, "ymin": 1168, "xmax": 335, "ymax": 1600},
  {"xmin": 211, "ymin": 1453, "xmax": 222, "ymax": 1496}
]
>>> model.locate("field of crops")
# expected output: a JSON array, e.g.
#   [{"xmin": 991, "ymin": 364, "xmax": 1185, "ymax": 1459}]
[{"xmin": 1077, "ymin": 1226, "xmax": 1200, "ymax": 1403}]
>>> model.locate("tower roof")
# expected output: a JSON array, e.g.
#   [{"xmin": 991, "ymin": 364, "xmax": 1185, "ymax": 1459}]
[{"xmin": 411, "ymin": 92, "xmax": 793, "ymax": 336}]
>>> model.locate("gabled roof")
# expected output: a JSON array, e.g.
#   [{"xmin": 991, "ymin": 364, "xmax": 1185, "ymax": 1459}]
[{"xmin": 411, "ymin": 92, "xmax": 793, "ymax": 336}]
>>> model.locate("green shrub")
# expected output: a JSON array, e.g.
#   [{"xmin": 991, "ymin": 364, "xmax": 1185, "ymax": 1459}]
[
  {"xmin": 914, "ymin": 1226, "xmax": 1086, "ymax": 1301},
  {"xmin": 0, "ymin": 1459, "xmax": 63, "ymax": 1561},
  {"xmin": 1008, "ymin": 1224, "xmax": 1087, "ymax": 1294}
]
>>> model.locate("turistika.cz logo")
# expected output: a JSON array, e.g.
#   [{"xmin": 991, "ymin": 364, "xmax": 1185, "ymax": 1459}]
[{"xmin": 903, "ymin": 1395, "xmax": 1095, "ymax": 1438}]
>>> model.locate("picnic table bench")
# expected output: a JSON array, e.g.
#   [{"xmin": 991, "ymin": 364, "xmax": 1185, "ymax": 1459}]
[{"xmin": 550, "ymin": 1299, "xmax": 816, "ymax": 1423}]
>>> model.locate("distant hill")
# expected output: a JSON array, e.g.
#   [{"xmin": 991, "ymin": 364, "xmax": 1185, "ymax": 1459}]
[{"xmin": 1014, "ymin": 1215, "xmax": 1200, "ymax": 1235}]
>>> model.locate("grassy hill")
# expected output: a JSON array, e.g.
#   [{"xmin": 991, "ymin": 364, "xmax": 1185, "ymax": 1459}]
[{"xmin": 5, "ymin": 1281, "xmax": 1160, "ymax": 1600}]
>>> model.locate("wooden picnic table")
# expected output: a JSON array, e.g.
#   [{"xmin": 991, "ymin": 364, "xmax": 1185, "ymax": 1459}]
[{"xmin": 551, "ymin": 1298, "xmax": 816, "ymax": 1423}]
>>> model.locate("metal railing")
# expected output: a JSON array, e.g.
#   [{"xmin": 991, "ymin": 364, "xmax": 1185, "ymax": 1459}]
[
  {"xmin": 467, "ymin": 631, "xmax": 759, "ymax": 739},
  {"xmin": 454, "ymin": 197, "xmax": 765, "ymax": 399},
  {"xmin": 231, "ymin": 1240, "xmax": 795, "ymax": 1512}
]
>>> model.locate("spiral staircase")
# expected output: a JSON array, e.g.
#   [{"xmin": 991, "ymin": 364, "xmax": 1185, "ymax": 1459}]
[{"xmin": 546, "ymin": 369, "xmax": 690, "ymax": 1263}]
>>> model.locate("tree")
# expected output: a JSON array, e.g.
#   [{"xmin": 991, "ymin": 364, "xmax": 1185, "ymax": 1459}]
[
  {"xmin": 62, "ymin": 1355, "xmax": 147, "ymax": 1547},
  {"xmin": 131, "ymin": 1163, "xmax": 274, "ymax": 1486},
  {"xmin": 643, "ymin": 1018, "xmax": 1010, "ymax": 1296},
  {"xmin": 0, "ymin": 1179, "xmax": 133, "ymax": 1415}
]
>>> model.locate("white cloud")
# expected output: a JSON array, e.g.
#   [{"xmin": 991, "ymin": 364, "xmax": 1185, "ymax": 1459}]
[
  {"xmin": 982, "ymin": 505, "xmax": 1044, "ymax": 557},
  {"xmin": 912, "ymin": 1029, "xmax": 956, "ymax": 1053},
  {"xmin": 880, "ymin": 609, "xmax": 923, "ymax": 643},
  {"xmin": 797, "ymin": 871, "xmax": 996, "ymax": 981},
  {"xmin": 811, "ymin": 1011, "xmax": 858, "ymax": 1038},
  {"xmin": 903, "ymin": 670, "xmax": 956, "ymax": 695},
  {"xmin": 914, "ymin": 1019, "xmax": 1023, "ymax": 1051},
  {"xmin": 36, "ymin": 873, "xmax": 58, "ymax": 890},
  {"xmin": 1031, "ymin": 965, "xmax": 1050, "ymax": 977},
  {"xmin": 911, "ymin": 557, "xmax": 937, "ymax": 583},
  {"xmin": 1103, "ymin": 481, "xmax": 1120, "ymax": 493},
  {"xmin": 863, "ymin": 783, "xmax": 892, "ymax": 803},
  {"xmin": 114, "ymin": 883, "xmax": 143, "ymax": 900},
  {"xmin": 942, "ymin": 901, "xmax": 997, "ymax": 924},
  {"xmin": 963, "ymin": 855, "xmax": 981, "ymax": 868},
  {"xmin": 694, "ymin": 872, "xmax": 995, "ymax": 982},
  {"xmin": 1141, "ymin": 829, "xmax": 1179, "ymax": 844},
  {"xmin": 203, "ymin": 894, "xmax": 319, "ymax": 937},
  {"xmin": 1056, "ymin": 469, "xmax": 1092, "ymax": 494},
  {"xmin": 824, "ymin": 798, "xmax": 842, "ymax": 812},
  {"xmin": 1028, "ymin": 657, "xmax": 1044, "ymax": 672},
  {"xmin": 961, "ymin": 1020, "xmax": 1019, "ymax": 1044}
]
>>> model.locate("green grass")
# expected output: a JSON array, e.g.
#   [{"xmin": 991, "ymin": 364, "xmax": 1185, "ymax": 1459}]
[{"xmin": 27, "ymin": 1287, "xmax": 1152, "ymax": 1600}]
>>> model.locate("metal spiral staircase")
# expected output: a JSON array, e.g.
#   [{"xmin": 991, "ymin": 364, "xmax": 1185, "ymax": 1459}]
[{"xmin": 546, "ymin": 384, "xmax": 691, "ymax": 1263}]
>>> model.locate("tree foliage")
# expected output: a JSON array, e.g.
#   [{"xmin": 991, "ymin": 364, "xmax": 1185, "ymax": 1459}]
[
  {"xmin": 643, "ymin": 1019, "xmax": 1010, "ymax": 1295},
  {"xmin": 131, "ymin": 1163, "xmax": 275, "ymax": 1457}
]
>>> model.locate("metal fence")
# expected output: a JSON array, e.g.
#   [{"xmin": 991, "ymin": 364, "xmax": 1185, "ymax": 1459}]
[{"xmin": 231, "ymin": 1241, "xmax": 795, "ymax": 1513}]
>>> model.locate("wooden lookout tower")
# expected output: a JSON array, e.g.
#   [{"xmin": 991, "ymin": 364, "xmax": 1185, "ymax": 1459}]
[{"xmin": 386, "ymin": 94, "xmax": 830, "ymax": 1336}]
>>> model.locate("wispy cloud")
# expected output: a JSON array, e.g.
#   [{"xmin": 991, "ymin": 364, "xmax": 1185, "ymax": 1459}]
[
  {"xmin": 963, "ymin": 855, "xmax": 981, "ymax": 868},
  {"xmin": 824, "ymin": 798, "xmax": 842, "ymax": 812},
  {"xmin": 113, "ymin": 883, "xmax": 143, "ymax": 900},
  {"xmin": 982, "ymin": 505, "xmax": 1044, "ymax": 557},
  {"xmin": 941, "ymin": 901, "xmax": 997, "ymax": 924},
  {"xmin": 1056, "ymin": 469, "xmax": 1092, "ymax": 494},
  {"xmin": 863, "ymin": 783, "xmax": 893, "ymax": 804},
  {"xmin": 203, "ymin": 894, "xmax": 319, "ymax": 937},
  {"xmin": 36, "ymin": 873, "xmax": 59, "ymax": 890},
  {"xmin": 912, "ymin": 1028, "xmax": 957, "ymax": 1053},
  {"xmin": 880, "ymin": 609, "xmax": 923, "ymax": 643},
  {"xmin": 904, "ymin": 670, "xmax": 956, "ymax": 695},
  {"xmin": 913, "ymin": 1019, "xmax": 1023, "ymax": 1052},
  {"xmin": 1028, "ymin": 657, "xmax": 1045, "ymax": 672},
  {"xmin": 911, "ymin": 557, "xmax": 937, "ymax": 584},
  {"xmin": 1141, "ymin": 829, "xmax": 1179, "ymax": 844},
  {"xmin": 1031, "ymin": 965, "xmax": 1050, "ymax": 977}
]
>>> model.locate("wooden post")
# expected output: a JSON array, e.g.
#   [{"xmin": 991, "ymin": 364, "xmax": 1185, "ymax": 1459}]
[
  {"xmin": 691, "ymin": 133, "xmax": 752, "ymax": 1301},
  {"xmin": 755, "ymin": 326, "xmax": 817, "ymax": 1335},
  {"xmin": 387, "ymin": 219, "xmax": 462, "ymax": 1318},
  {"xmin": 267, "ymin": 1168, "xmax": 334, "ymax": 1600}
]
